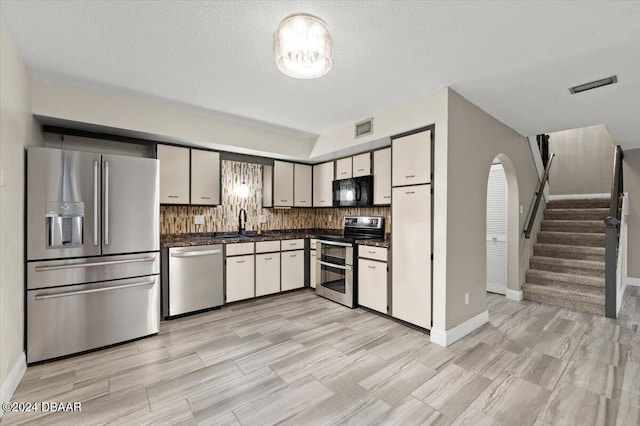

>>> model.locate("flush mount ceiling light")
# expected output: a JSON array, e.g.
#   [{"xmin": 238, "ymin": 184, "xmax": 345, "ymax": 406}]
[{"xmin": 273, "ymin": 13, "xmax": 333, "ymax": 79}]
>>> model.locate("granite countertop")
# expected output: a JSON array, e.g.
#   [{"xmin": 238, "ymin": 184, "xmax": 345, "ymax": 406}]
[
  {"xmin": 355, "ymin": 238, "xmax": 390, "ymax": 248},
  {"xmin": 161, "ymin": 229, "xmax": 343, "ymax": 248}
]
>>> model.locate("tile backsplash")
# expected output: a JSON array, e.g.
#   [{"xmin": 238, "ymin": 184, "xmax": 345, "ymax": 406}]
[{"xmin": 160, "ymin": 160, "xmax": 391, "ymax": 234}]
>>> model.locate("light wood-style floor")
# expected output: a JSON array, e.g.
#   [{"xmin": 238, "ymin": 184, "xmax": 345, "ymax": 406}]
[{"xmin": 2, "ymin": 286, "xmax": 639, "ymax": 425}]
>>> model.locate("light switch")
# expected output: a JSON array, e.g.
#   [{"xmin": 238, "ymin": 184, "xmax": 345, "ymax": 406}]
[{"xmin": 194, "ymin": 215, "xmax": 205, "ymax": 225}]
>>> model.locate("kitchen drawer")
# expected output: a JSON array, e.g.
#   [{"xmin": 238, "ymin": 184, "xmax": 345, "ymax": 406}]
[
  {"xmin": 27, "ymin": 275, "xmax": 159, "ymax": 363},
  {"xmin": 256, "ymin": 240, "xmax": 281, "ymax": 253},
  {"xmin": 281, "ymin": 239, "xmax": 304, "ymax": 251},
  {"xmin": 226, "ymin": 242, "xmax": 254, "ymax": 256},
  {"xmin": 359, "ymin": 245, "xmax": 388, "ymax": 262},
  {"xmin": 310, "ymin": 239, "xmax": 318, "ymax": 250}
]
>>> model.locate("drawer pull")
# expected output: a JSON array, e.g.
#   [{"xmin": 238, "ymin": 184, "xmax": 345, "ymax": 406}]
[
  {"xmin": 340, "ymin": 172, "xmax": 347, "ymax": 175},
  {"xmin": 357, "ymin": 168, "xmax": 365, "ymax": 171},
  {"xmin": 35, "ymin": 256, "xmax": 155, "ymax": 272},
  {"xmin": 368, "ymin": 265, "xmax": 376, "ymax": 269},
  {"xmin": 299, "ymin": 200, "xmax": 307, "ymax": 203},
  {"xmin": 280, "ymin": 200, "xmax": 288, "ymax": 202},
  {"xmin": 201, "ymin": 196, "xmax": 210, "ymax": 200},
  {"xmin": 383, "ymin": 196, "xmax": 391, "ymax": 199},
  {"xmin": 35, "ymin": 278, "xmax": 154, "ymax": 300},
  {"xmin": 405, "ymin": 175, "xmax": 415, "ymax": 178},
  {"xmin": 290, "ymin": 254, "xmax": 297, "ymax": 258},
  {"xmin": 236, "ymin": 260, "xmax": 246, "ymax": 264},
  {"xmin": 168, "ymin": 195, "xmax": 179, "ymax": 198},
  {"xmin": 406, "ymin": 191, "xmax": 415, "ymax": 195},
  {"xmin": 264, "ymin": 257, "xmax": 272, "ymax": 261},
  {"xmin": 368, "ymin": 250, "xmax": 376, "ymax": 254}
]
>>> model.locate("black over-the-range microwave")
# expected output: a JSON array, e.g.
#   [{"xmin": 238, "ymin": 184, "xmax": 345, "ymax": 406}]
[{"xmin": 332, "ymin": 175, "xmax": 374, "ymax": 207}]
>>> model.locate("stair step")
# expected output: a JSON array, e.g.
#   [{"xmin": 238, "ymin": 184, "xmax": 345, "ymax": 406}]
[
  {"xmin": 526, "ymin": 269, "xmax": 605, "ymax": 291},
  {"xmin": 537, "ymin": 231, "xmax": 605, "ymax": 248},
  {"xmin": 523, "ymin": 283, "xmax": 604, "ymax": 315},
  {"xmin": 529, "ymin": 256, "xmax": 605, "ymax": 278},
  {"xmin": 541, "ymin": 220, "xmax": 605, "ymax": 234},
  {"xmin": 544, "ymin": 208, "xmax": 609, "ymax": 221},
  {"xmin": 533, "ymin": 244, "xmax": 605, "ymax": 262},
  {"xmin": 546, "ymin": 198, "xmax": 611, "ymax": 209}
]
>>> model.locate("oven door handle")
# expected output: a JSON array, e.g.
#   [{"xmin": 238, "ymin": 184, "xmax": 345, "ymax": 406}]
[
  {"xmin": 316, "ymin": 260, "xmax": 352, "ymax": 271},
  {"xmin": 317, "ymin": 240, "xmax": 352, "ymax": 248}
]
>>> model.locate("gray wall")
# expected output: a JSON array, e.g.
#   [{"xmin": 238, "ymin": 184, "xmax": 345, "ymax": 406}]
[
  {"xmin": 0, "ymin": 24, "xmax": 43, "ymax": 397},
  {"xmin": 548, "ymin": 125, "xmax": 615, "ymax": 195},
  {"xmin": 446, "ymin": 90, "xmax": 539, "ymax": 330},
  {"xmin": 625, "ymin": 149, "xmax": 640, "ymax": 279}
]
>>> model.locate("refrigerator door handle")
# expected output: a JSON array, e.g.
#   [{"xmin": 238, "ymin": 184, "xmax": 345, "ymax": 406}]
[
  {"xmin": 104, "ymin": 161, "xmax": 109, "ymax": 246},
  {"xmin": 93, "ymin": 160, "xmax": 99, "ymax": 246},
  {"xmin": 34, "ymin": 255, "xmax": 156, "ymax": 272},
  {"xmin": 34, "ymin": 278, "xmax": 155, "ymax": 300}
]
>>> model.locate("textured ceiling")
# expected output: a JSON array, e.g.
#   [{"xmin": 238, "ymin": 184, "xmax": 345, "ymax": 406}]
[{"xmin": 1, "ymin": 1, "xmax": 639, "ymax": 149}]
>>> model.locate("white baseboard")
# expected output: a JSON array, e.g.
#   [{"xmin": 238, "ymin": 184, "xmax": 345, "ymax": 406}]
[
  {"xmin": 506, "ymin": 289, "xmax": 523, "ymax": 301},
  {"xmin": 430, "ymin": 310, "xmax": 489, "ymax": 347},
  {"xmin": 548, "ymin": 193, "xmax": 609, "ymax": 200},
  {"xmin": 0, "ymin": 352, "xmax": 26, "ymax": 417},
  {"xmin": 626, "ymin": 277, "xmax": 640, "ymax": 287}
]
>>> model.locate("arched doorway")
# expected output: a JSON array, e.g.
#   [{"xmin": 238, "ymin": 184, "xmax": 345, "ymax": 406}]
[{"xmin": 486, "ymin": 154, "xmax": 520, "ymax": 299}]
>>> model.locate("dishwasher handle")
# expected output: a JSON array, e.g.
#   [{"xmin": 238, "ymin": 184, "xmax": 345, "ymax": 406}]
[{"xmin": 170, "ymin": 249, "xmax": 221, "ymax": 258}]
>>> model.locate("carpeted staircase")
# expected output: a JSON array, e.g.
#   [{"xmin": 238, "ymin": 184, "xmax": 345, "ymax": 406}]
[{"xmin": 523, "ymin": 197, "xmax": 610, "ymax": 315}]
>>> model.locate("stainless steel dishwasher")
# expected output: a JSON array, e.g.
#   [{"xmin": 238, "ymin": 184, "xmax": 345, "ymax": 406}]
[{"xmin": 162, "ymin": 245, "xmax": 224, "ymax": 318}]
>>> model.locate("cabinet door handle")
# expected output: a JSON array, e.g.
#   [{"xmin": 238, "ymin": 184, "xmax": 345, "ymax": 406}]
[
  {"xmin": 236, "ymin": 260, "xmax": 245, "ymax": 264},
  {"xmin": 201, "ymin": 196, "xmax": 210, "ymax": 200},
  {"xmin": 299, "ymin": 200, "xmax": 306, "ymax": 203},
  {"xmin": 168, "ymin": 195, "xmax": 180, "ymax": 199},
  {"xmin": 264, "ymin": 257, "xmax": 272, "ymax": 261},
  {"xmin": 368, "ymin": 250, "xmax": 376, "ymax": 254},
  {"xmin": 357, "ymin": 168, "xmax": 365, "ymax": 171},
  {"xmin": 405, "ymin": 175, "xmax": 415, "ymax": 178},
  {"xmin": 383, "ymin": 196, "xmax": 391, "ymax": 199},
  {"xmin": 406, "ymin": 191, "xmax": 415, "ymax": 195},
  {"xmin": 368, "ymin": 265, "xmax": 376, "ymax": 269},
  {"xmin": 289, "ymin": 254, "xmax": 297, "ymax": 258},
  {"xmin": 280, "ymin": 200, "xmax": 288, "ymax": 202},
  {"xmin": 340, "ymin": 172, "xmax": 347, "ymax": 175}
]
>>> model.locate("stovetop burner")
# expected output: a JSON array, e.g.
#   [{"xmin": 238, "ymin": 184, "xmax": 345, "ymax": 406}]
[{"xmin": 317, "ymin": 216, "xmax": 385, "ymax": 244}]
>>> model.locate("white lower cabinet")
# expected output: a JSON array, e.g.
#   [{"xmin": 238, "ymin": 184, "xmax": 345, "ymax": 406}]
[
  {"xmin": 392, "ymin": 185, "xmax": 431, "ymax": 329},
  {"xmin": 256, "ymin": 253, "xmax": 281, "ymax": 296},
  {"xmin": 309, "ymin": 250, "xmax": 317, "ymax": 289},
  {"xmin": 281, "ymin": 250, "xmax": 304, "ymax": 291},
  {"xmin": 226, "ymin": 254, "xmax": 255, "ymax": 302},
  {"xmin": 358, "ymin": 253, "xmax": 388, "ymax": 314}
]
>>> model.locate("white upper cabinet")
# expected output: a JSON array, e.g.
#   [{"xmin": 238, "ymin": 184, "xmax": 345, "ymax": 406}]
[
  {"xmin": 313, "ymin": 161, "xmax": 334, "ymax": 207},
  {"xmin": 273, "ymin": 161, "xmax": 294, "ymax": 207},
  {"xmin": 294, "ymin": 163, "xmax": 312, "ymax": 207},
  {"xmin": 392, "ymin": 130, "xmax": 431, "ymax": 187},
  {"xmin": 373, "ymin": 148, "xmax": 391, "ymax": 205},
  {"xmin": 191, "ymin": 149, "xmax": 220, "ymax": 205},
  {"xmin": 335, "ymin": 157, "xmax": 353, "ymax": 180},
  {"xmin": 158, "ymin": 144, "xmax": 189, "ymax": 204},
  {"xmin": 352, "ymin": 153, "xmax": 371, "ymax": 177}
]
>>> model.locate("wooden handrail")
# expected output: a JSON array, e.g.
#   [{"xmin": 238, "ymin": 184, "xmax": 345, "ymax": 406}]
[{"xmin": 524, "ymin": 152, "xmax": 555, "ymax": 238}]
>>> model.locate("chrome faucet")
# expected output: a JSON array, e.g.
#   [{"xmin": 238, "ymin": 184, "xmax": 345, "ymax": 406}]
[{"xmin": 238, "ymin": 208, "xmax": 247, "ymax": 235}]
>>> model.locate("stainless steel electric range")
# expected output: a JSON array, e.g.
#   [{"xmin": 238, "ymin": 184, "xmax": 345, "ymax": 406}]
[{"xmin": 315, "ymin": 216, "xmax": 385, "ymax": 308}]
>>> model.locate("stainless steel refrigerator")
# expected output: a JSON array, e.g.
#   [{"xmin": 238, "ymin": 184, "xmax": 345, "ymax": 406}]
[{"xmin": 26, "ymin": 146, "xmax": 160, "ymax": 363}]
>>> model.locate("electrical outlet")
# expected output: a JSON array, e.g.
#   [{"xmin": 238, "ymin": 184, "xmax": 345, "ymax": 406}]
[
  {"xmin": 328, "ymin": 214, "xmax": 333, "ymax": 222},
  {"xmin": 194, "ymin": 215, "xmax": 205, "ymax": 225},
  {"xmin": 465, "ymin": 292, "xmax": 470, "ymax": 305},
  {"xmin": 259, "ymin": 215, "xmax": 267, "ymax": 223}
]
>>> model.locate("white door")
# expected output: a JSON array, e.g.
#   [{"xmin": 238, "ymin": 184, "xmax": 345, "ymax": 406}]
[{"xmin": 487, "ymin": 164, "xmax": 507, "ymax": 295}]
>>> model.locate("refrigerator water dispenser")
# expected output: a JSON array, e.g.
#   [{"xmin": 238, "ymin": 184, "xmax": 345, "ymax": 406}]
[{"xmin": 46, "ymin": 201, "xmax": 84, "ymax": 248}]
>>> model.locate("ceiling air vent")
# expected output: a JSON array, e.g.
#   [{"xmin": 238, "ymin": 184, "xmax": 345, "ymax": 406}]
[
  {"xmin": 355, "ymin": 118, "xmax": 373, "ymax": 138},
  {"xmin": 569, "ymin": 75, "xmax": 618, "ymax": 94}
]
